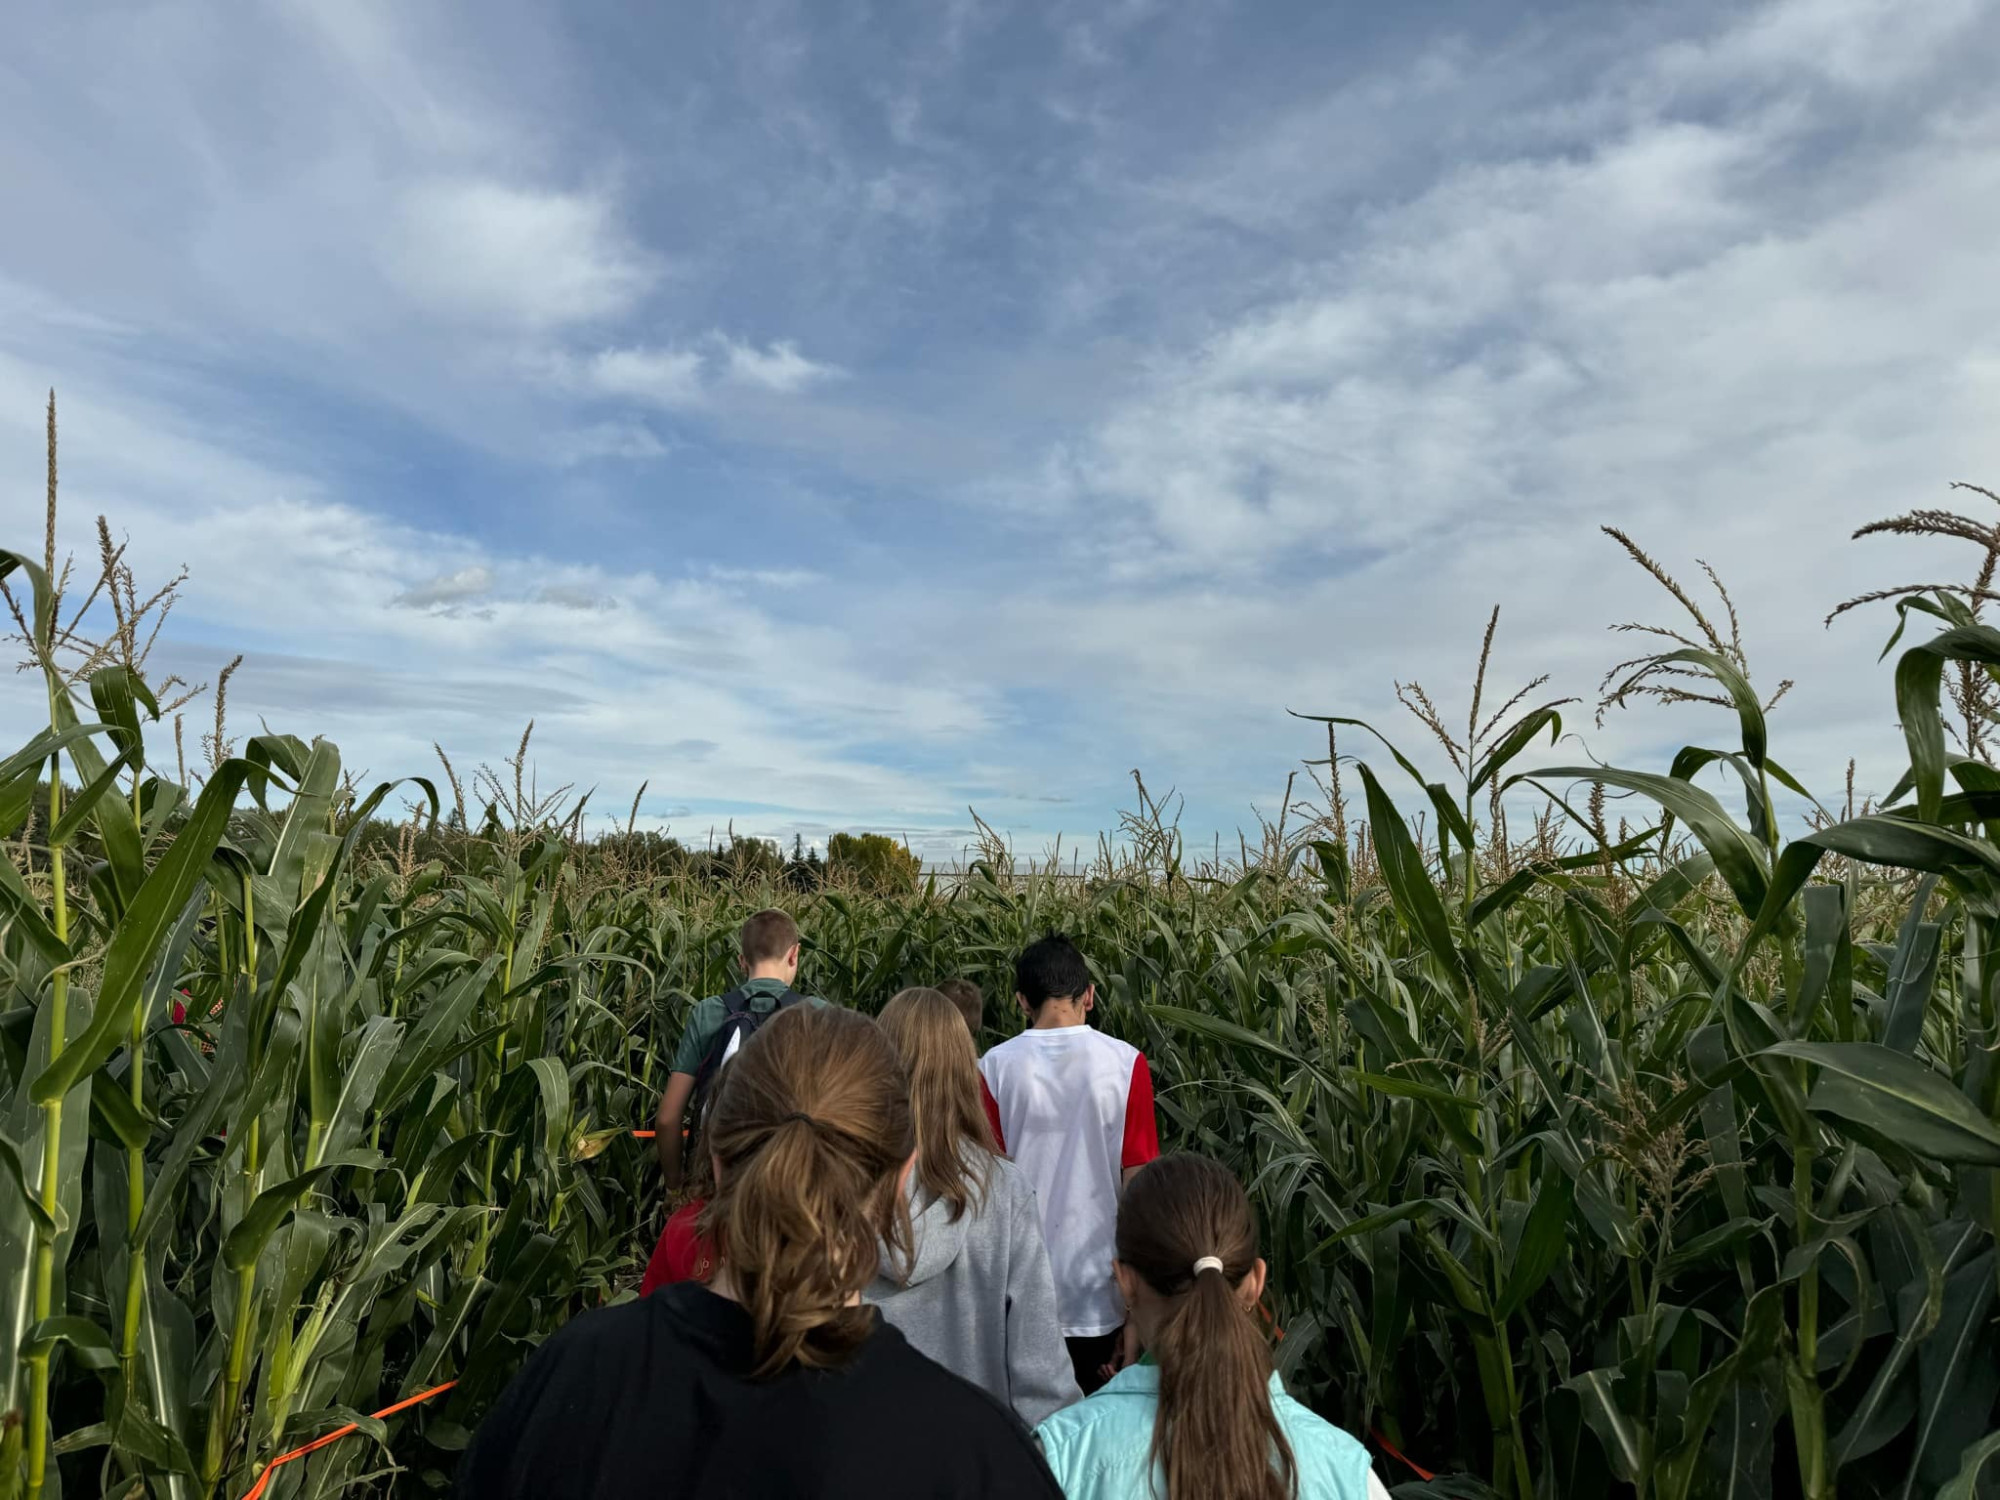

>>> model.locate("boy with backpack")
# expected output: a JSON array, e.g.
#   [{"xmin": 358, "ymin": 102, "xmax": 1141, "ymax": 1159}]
[
  {"xmin": 978, "ymin": 935, "xmax": 1159, "ymax": 1394},
  {"xmin": 654, "ymin": 908, "xmax": 824, "ymax": 1190}
]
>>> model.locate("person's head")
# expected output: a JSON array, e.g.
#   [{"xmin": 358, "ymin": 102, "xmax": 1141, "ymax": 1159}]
[
  {"xmin": 700, "ymin": 1006, "xmax": 914, "ymax": 1375},
  {"xmin": 1014, "ymin": 934, "xmax": 1093, "ymax": 1023},
  {"xmin": 935, "ymin": 977, "xmax": 984, "ymax": 1037},
  {"xmin": 877, "ymin": 987, "xmax": 996, "ymax": 1222},
  {"xmin": 1114, "ymin": 1155, "xmax": 1293, "ymax": 1500},
  {"xmin": 738, "ymin": 908, "xmax": 801, "ymax": 982}
]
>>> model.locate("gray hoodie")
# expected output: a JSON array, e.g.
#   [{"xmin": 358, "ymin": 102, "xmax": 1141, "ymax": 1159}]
[{"xmin": 864, "ymin": 1153, "xmax": 1083, "ymax": 1428}]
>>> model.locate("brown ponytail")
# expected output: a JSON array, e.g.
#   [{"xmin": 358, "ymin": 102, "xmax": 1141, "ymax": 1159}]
[
  {"xmin": 1117, "ymin": 1154, "xmax": 1296, "ymax": 1500},
  {"xmin": 699, "ymin": 1005, "xmax": 913, "ymax": 1376},
  {"xmin": 877, "ymin": 987, "xmax": 996, "ymax": 1222}
]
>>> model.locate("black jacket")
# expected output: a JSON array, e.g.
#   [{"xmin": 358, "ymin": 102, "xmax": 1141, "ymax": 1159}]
[{"xmin": 457, "ymin": 1282, "xmax": 1064, "ymax": 1498}]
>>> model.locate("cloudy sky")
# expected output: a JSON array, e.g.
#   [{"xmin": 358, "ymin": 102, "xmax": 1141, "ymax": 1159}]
[{"xmin": 3, "ymin": 0, "xmax": 1998, "ymax": 861}]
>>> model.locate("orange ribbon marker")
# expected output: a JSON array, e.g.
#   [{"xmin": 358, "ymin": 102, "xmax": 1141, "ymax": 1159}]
[
  {"xmin": 239, "ymin": 1380, "xmax": 457, "ymax": 1500},
  {"xmin": 1370, "ymin": 1427, "xmax": 1436, "ymax": 1482}
]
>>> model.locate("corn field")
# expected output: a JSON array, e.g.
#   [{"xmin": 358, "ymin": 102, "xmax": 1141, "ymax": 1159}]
[{"xmin": 4, "ymin": 414, "xmax": 2000, "ymax": 1498}]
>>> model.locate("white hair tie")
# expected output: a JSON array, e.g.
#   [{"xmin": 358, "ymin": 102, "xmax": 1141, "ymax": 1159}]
[{"xmin": 1192, "ymin": 1256, "xmax": 1225, "ymax": 1276}]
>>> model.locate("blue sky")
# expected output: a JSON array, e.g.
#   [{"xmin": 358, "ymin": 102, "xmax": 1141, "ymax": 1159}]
[{"xmin": 3, "ymin": 0, "xmax": 1999, "ymax": 860}]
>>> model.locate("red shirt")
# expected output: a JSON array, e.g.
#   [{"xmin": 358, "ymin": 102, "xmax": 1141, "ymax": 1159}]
[
  {"xmin": 979, "ymin": 1076, "xmax": 1008, "ymax": 1153},
  {"xmin": 640, "ymin": 1201, "xmax": 716, "ymax": 1296}
]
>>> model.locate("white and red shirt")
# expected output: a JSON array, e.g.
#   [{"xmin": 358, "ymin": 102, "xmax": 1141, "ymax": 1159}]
[{"xmin": 979, "ymin": 1025, "xmax": 1159, "ymax": 1337}]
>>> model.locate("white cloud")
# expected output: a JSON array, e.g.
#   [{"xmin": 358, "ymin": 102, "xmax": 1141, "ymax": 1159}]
[
  {"xmin": 0, "ymin": 356, "xmax": 999, "ymax": 839},
  {"xmin": 718, "ymin": 337, "xmax": 844, "ymax": 393},
  {"xmin": 394, "ymin": 565, "xmax": 496, "ymax": 609},
  {"xmin": 549, "ymin": 336, "xmax": 843, "ymax": 411},
  {"xmin": 537, "ymin": 583, "xmax": 615, "ymax": 610},
  {"xmin": 384, "ymin": 179, "xmax": 658, "ymax": 331},
  {"xmin": 6, "ymin": 0, "xmax": 1999, "ymax": 858},
  {"xmin": 1040, "ymin": 0, "xmax": 2000, "ymax": 585},
  {"xmin": 568, "ymin": 345, "xmax": 708, "ymax": 408},
  {"xmin": 549, "ymin": 421, "xmax": 670, "ymax": 465},
  {"xmin": 707, "ymin": 565, "xmax": 827, "ymax": 589}
]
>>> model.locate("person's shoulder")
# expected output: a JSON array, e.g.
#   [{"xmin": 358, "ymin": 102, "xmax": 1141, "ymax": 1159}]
[
  {"xmin": 980, "ymin": 1031, "xmax": 1034, "ymax": 1073},
  {"xmin": 868, "ymin": 1326, "xmax": 1058, "ymax": 1481},
  {"xmin": 1035, "ymin": 1384, "xmax": 1147, "ymax": 1482},
  {"xmin": 987, "ymin": 1152, "xmax": 1030, "ymax": 1190},
  {"xmin": 982, "ymin": 1155, "xmax": 1040, "ymax": 1218},
  {"xmin": 1271, "ymin": 1388, "xmax": 1375, "ymax": 1477},
  {"xmin": 1083, "ymin": 1026, "xmax": 1141, "ymax": 1066},
  {"xmin": 686, "ymin": 991, "xmax": 728, "ymax": 1024},
  {"xmin": 869, "ymin": 1322, "xmax": 1020, "ymax": 1425},
  {"xmin": 516, "ymin": 1293, "xmax": 659, "ymax": 1378}
]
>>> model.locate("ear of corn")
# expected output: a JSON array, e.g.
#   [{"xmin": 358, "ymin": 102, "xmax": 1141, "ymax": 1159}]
[{"xmin": 2, "ymin": 419, "xmax": 1999, "ymax": 1498}]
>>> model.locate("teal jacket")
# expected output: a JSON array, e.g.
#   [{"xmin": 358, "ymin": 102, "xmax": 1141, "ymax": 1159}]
[{"xmin": 1036, "ymin": 1363, "xmax": 1383, "ymax": 1500}]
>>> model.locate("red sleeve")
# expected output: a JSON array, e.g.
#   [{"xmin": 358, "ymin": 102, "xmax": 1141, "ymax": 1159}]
[
  {"xmin": 639, "ymin": 1217, "xmax": 678, "ymax": 1296},
  {"xmin": 980, "ymin": 1076, "xmax": 1007, "ymax": 1154},
  {"xmin": 1121, "ymin": 1053, "xmax": 1159, "ymax": 1170},
  {"xmin": 642, "ymin": 1201, "xmax": 714, "ymax": 1294}
]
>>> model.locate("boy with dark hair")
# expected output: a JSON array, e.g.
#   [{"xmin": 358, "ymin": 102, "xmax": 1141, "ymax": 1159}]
[
  {"xmin": 653, "ymin": 908, "xmax": 826, "ymax": 1190},
  {"xmin": 978, "ymin": 935, "xmax": 1159, "ymax": 1394}
]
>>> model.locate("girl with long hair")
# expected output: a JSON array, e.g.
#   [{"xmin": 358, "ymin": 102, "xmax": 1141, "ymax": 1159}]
[
  {"xmin": 864, "ymin": 987, "xmax": 1081, "ymax": 1426},
  {"xmin": 1036, "ymin": 1154, "xmax": 1388, "ymax": 1500},
  {"xmin": 460, "ymin": 1005, "xmax": 1061, "ymax": 1499}
]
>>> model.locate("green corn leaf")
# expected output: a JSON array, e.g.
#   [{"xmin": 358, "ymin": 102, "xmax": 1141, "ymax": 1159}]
[
  {"xmin": 30, "ymin": 758, "xmax": 254, "ymax": 1104},
  {"xmin": 1567, "ymin": 1368, "xmax": 1646, "ymax": 1483},
  {"xmin": 1831, "ymin": 1217, "xmax": 1970, "ymax": 1469},
  {"xmin": 1355, "ymin": 762, "xmax": 1462, "ymax": 979},
  {"xmin": 1902, "ymin": 1250, "xmax": 1999, "ymax": 1494},
  {"xmin": 1894, "ymin": 623, "xmax": 2000, "ymax": 822},
  {"xmin": 45, "ymin": 743, "xmax": 140, "ymax": 848},
  {"xmin": 1495, "ymin": 1170, "xmax": 1574, "ymax": 1320},
  {"xmin": 222, "ymin": 1153, "xmax": 385, "ymax": 1272},
  {"xmin": 87, "ymin": 1067, "xmax": 155, "ymax": 1152},
  {"xmin": 1881, "ymin": 921, "xmax": 1941, "ymax": 1053},
  {"xmin": 23, "ymin": 1316, "xmax": 116, "ymax": 1371},
  {"xmin": 1468, "ymin": 705, "xmax": 1565, "ymax": 794},
  {"xmin": 0, "ymin": 1130, "xmax": 56, "ymax": 1237},
  {"xmin": 1759, "ymin": 1042, "xmax": 2000, "ymax": 1166},
  {"xmin": 1936, "ymin": 1429, "xmax": 2000, "ymax": 1500},
  {"xmin": 133, "ymin": 1048, "xmax": 245, "ymax": 1248},
  {"xmin": 1510, "ymin": 766, "xmax": 1769, "ymax": 919},
  {"xmin": 0, "ymin": 720, "xmax": 121, "ymax": 790},
  {"xmin": 523, "ymin": 1056, "xmax": 572, "ymax": 1167},
  {"xmin": 87, "ymin": 663, "xmax": 158, "ymax": 755},
  {"xmin": 0, "ymin": 550, "xmax": 56, "ymax": 660},
  {"xmin": 1793, "ymin": 884, "xmax": 1851, "ymax": 1037},
  {"xmin": 314, "ymin": 1015, "xmax": 404, "ymax": 1167},
  {"xmin": 1653, "ymin": 1286, "xmax": 1782, "ymax": 1500}
]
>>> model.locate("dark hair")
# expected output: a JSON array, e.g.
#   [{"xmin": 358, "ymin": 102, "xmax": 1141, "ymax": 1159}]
[
  {"xmin": 935, "ymin": 977, "xmax": 984, "ymax": 1035},
  {"xmin": 700, "ymin": 1006, "xmax": 913, "ymax": 1375},
  {"xmin": 739, "ymin": 908, "xmax": 800, "ymax": 968},
  {"xmin": 878, "ymin": 988, "xmax": 996, "ymax": 1222},
  {"xmin": 1117, "ymin": 1155, "xmax": 1295, "ymax": 1500},
  {"xmin": 1014, "ymin": 934, "xmax": 1091, "ymax": 1014}
]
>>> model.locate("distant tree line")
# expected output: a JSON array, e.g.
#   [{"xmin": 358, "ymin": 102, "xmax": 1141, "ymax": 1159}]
[{"xmin": 11, "ymin": 777, "xmax": 926, "ymax": 894}]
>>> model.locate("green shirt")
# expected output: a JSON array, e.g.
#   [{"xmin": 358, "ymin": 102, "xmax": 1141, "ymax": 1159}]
[{"xmin": 670, "ymin": 978, "xmax": 828, "ymax": 1076}]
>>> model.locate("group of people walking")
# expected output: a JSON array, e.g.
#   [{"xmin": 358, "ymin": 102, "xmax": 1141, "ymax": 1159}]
[{"xmin": 459, "ymin": 911, "xmax": 1389, "ymax": 1498}]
